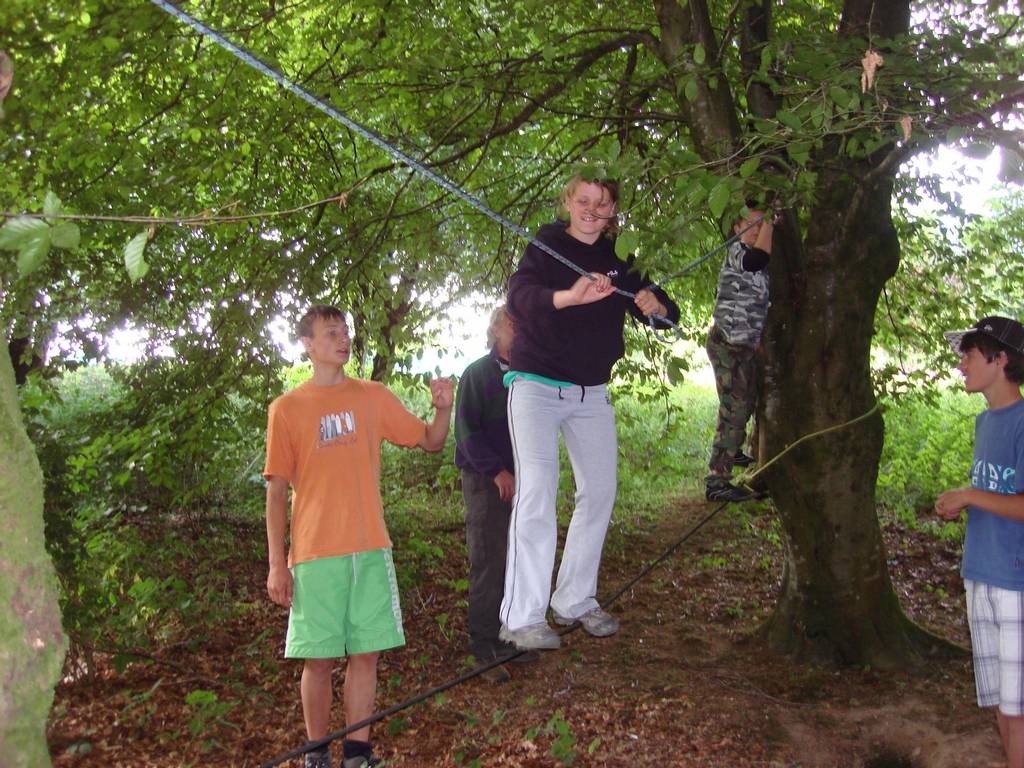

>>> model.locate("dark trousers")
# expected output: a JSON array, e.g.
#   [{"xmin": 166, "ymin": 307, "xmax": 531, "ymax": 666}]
[
  {"xmin": 706, "ymin": 325, "xmax": 759, "ymax": 484},
  {"xmin": 461, "ymin": 468, "xmax": 512, "ymax": 658}
]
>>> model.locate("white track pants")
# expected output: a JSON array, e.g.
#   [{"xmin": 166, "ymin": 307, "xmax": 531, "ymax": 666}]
[{"xmin": 500, "ymin": 378, "xmax": 618, "ymax": 631}]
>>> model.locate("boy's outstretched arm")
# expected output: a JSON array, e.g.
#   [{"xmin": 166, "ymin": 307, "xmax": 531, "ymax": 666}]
[
  {"xmin": 419, "ymin": 378, "xmax": 454, "ymax": 452},
  {"xmin": 936, "ymin": 487, "xmax": 1024, "ymax": 521}
]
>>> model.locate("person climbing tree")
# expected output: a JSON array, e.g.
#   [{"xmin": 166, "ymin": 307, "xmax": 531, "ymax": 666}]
[{"xmin": 704, "ymin": 203, "xmax": 775, "ymax": 503}]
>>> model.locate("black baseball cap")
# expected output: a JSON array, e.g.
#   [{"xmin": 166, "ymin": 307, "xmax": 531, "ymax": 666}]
[{"xmin": 944, "ymin": 315, "xmax": 1024, "ymax": 356}]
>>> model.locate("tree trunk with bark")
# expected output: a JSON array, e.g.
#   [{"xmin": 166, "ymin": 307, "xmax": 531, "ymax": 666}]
[
  {"xmin": 758, "ymin": 160, "xmax": 948, "ymax": 666},
  {"xmin": 0, "ymin": 344, "xmax": 67, "ymax": 765}
]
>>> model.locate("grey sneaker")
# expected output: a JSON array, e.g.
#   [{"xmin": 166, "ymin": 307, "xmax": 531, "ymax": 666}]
[
  {"xmin": 499, "ymin": 622, "xmax": 561, "ymax": 650},
  {"xmin": 553, "ymin": 607, "xmax": 619, "ymax": 637},
  {"xmin": 305, "ymin": 750, "xmax": 332, "ymax": 768}
]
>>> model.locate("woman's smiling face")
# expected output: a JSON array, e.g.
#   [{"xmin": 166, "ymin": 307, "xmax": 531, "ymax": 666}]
[{"xmin": 564, "ymin": 181, "xmax": 616, "ymax": 244}]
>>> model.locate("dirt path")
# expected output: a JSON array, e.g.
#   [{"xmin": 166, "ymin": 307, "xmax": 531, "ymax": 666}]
[{"xmin": 49, "ymin": 500, "xmax": 1003, "ymax": 767}]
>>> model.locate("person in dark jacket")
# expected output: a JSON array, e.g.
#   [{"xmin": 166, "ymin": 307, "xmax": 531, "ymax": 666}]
[
  {"xmin": 498, "ymin": 174, "xmax": 680, "ymax": 651},
  {"xmin": 454, "ymin": 305, "xmax": 536, "ymax": 681}
]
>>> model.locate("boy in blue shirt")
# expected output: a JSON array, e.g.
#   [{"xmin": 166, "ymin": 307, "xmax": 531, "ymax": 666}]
[{"xmin": 936, "ymin": 315, "xmax": 1024, "ymax": 767}]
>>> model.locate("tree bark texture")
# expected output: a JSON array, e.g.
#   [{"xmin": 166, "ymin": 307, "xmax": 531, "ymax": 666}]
[{"xmin": 0, "ymin": 344, "xmax": 66, "ymax": 766}]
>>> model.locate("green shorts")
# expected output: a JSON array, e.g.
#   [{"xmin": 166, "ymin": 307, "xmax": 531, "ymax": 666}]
[{"xmin": 285, "ymin": 548, "xmax": 405, "ymax": 658}]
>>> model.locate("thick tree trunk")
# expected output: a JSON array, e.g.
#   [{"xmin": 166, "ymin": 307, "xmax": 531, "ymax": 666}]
[
  {"xmin": 0, "ymin": 344, "xmax": 66, "ymax": 765},
  {"xmin": 758, "ymin": 160, "xmax": 950, "ymax": 667},
  {"xmin": 749, "ymin": 0, "xmax": 957, "ymax": 669}
]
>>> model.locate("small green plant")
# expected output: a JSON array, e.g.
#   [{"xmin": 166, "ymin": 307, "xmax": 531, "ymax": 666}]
[
  {"xmin": 434, "ymin": 612, "xmax": 454, "ymax": 642},
  {"xmin": 699, "ymin": 554, "xmax": 728, "ymax": 569},
  {"xmin": 183, "ymin": 690, "xmax": 238, "ymax": 752},
  {"xmin": 544, "ymin": 710, "xmax": 578, "ymax": 766}
]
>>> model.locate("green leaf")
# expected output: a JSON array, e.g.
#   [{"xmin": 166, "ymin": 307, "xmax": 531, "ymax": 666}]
[
  {"xmin": 15, "ymin": 226, "xmax": 51, "ymax": 277},
  {"xmin": 615, "ymin": 231, "xmax": 639, "ymax": 259},
  {"xmin": 693, "ymin": 43, "xmax": 705, "ymax": 65},
  {"xmin": 124, "ymin": 230, "xmax": 151, "ymax": 282},
  {"xmin": 43, "ymin": 191, "xmax": 63, "ymax": 218},
  {"xmin": 789, "ymin": 141, "xmax": 812, "ymax": 166},
  {"xmin": 810, "ymin": 104, "xmax": 826, "ymax": 129},
  {"xmin": 0, "ymin": 216, "xmax": 48, "ymax": 250},
  {"xmin": 683, "ymin": 78, "xmax": 698, "ymax": 103},
  {"xmin": 739, "ymin": 158, "xmax": 759, "ymax": 179},
  {"xmin": 50, "ymin": 221, "xmax": 80, "ymax": 250},
  {"xmin": 666, "ymin": 357, "xmax": 687, "ymax": 386},
  {"xmin": 828, "ymin": 86, "xmax": 851, "ymax": 109},
  {"xmin": 188, "ymin": 127, "xmax": 202, "ymax": 143},
  {"xmin": 777, "ymin": 111, "xmax": 802, "ymax": 132},
  {"xmin": 708, "ymin": 181, "xmax": 730, "ymax": 219}
]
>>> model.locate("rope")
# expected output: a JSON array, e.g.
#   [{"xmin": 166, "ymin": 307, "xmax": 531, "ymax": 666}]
[
  {"xmin": 259, "ymin": 500, "xmax": 730, "ymax": 768},
  {"xmin": 0, "ymin": 193, "xmax": 347, "ymax": 227},
  {"xmin": 147, "ymin": 0, "xmax": 679, "ymax": 337},
  {"xmin": 735, "ymin": 402, "xmax": 882, "ymax": 489}
]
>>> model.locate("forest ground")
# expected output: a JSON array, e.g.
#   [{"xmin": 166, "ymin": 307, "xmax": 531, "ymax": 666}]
[{"xmin": 47, "ymin": 496, "xmax": 1000, "ymax": 768}]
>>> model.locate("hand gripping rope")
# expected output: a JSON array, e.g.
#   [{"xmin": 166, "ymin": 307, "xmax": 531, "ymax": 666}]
[{"xmin": 148, "ymin": 0, "xmax": 680, "ymax": 339}]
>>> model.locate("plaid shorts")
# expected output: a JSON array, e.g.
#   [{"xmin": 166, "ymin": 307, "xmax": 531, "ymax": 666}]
[{"xmin": 966, "ymin": 579, "xmax": 1024, "ymax": 715}]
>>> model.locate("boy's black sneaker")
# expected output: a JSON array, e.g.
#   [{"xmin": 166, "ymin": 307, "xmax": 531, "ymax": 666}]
[
  {"xmin": 732, "ymin": 451, "xmax": 755, "ymax": 467},
  {"xmin": 305, "ymin": 749, "xmax": 331, "ymax": 768},
  {"xmin": 705, "ymin": 482, "xmax": 754, "ymax": 503},
  {"xmin": 342, "ymin": 739, "xmax": 380, "ymax": 768},
  {"xmin": 479, "ymin": 664, "xmax": 512, "ymax": 684},
  {"xmin": 493, "ymin": 640, "xmax": 540, "ymax": 664}
]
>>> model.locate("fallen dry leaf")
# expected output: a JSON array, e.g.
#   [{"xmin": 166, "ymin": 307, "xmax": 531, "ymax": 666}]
[
  {"xmin": 899, "ymin": 115, "xmax": 913, "ymax": 142},
  {"xmin": 861, "ymin": 48, "xmax": 884, "ymax": 92}
]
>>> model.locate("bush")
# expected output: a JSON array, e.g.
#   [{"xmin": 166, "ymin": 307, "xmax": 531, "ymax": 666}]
[
  {"xmin": 877, "ymin": 387, "xmax": 978, "ymax": 529},
  {"xmin": 19, "ymin": 364, "xmax": 266, "ymax": 672}
]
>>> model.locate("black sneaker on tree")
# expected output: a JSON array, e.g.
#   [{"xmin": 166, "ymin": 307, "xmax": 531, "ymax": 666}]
[
  {"xmin": 732, "ymin": 451, "xmax": 755, "ymax": 467},
  {"xmin": 705, "ymin": 482, "xmax": 754, "ymax": 503}
]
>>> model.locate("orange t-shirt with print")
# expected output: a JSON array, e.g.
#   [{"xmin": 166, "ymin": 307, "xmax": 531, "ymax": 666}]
[{"xmin": 263, "ymin": 378, "xmax": 427, "ymax": 566}]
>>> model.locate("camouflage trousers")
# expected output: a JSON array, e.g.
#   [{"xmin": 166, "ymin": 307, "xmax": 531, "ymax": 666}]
[{"xmin": 705, "ymin": 325, "xmax": 759, "ymax": 484}]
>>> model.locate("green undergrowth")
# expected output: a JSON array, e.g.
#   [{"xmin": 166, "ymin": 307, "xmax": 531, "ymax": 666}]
[
  {"xmin": 877, "ymin": 387, "xmax": 979, "ymax": 541},
  {"xmin": 21, "ymin": 362, "xmax": 983, "ymax": 676}
]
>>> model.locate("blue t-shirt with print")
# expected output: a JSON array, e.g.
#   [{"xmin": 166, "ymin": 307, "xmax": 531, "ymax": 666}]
[{"xmin": 961, "ymin": 398, "xmax": 1024, "ymax": 589}]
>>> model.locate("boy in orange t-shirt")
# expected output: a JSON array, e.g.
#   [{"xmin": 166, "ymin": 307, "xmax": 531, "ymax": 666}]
[{"xmin": 264, "ymin": 304, "xmax": 453, "ymax": 768}]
